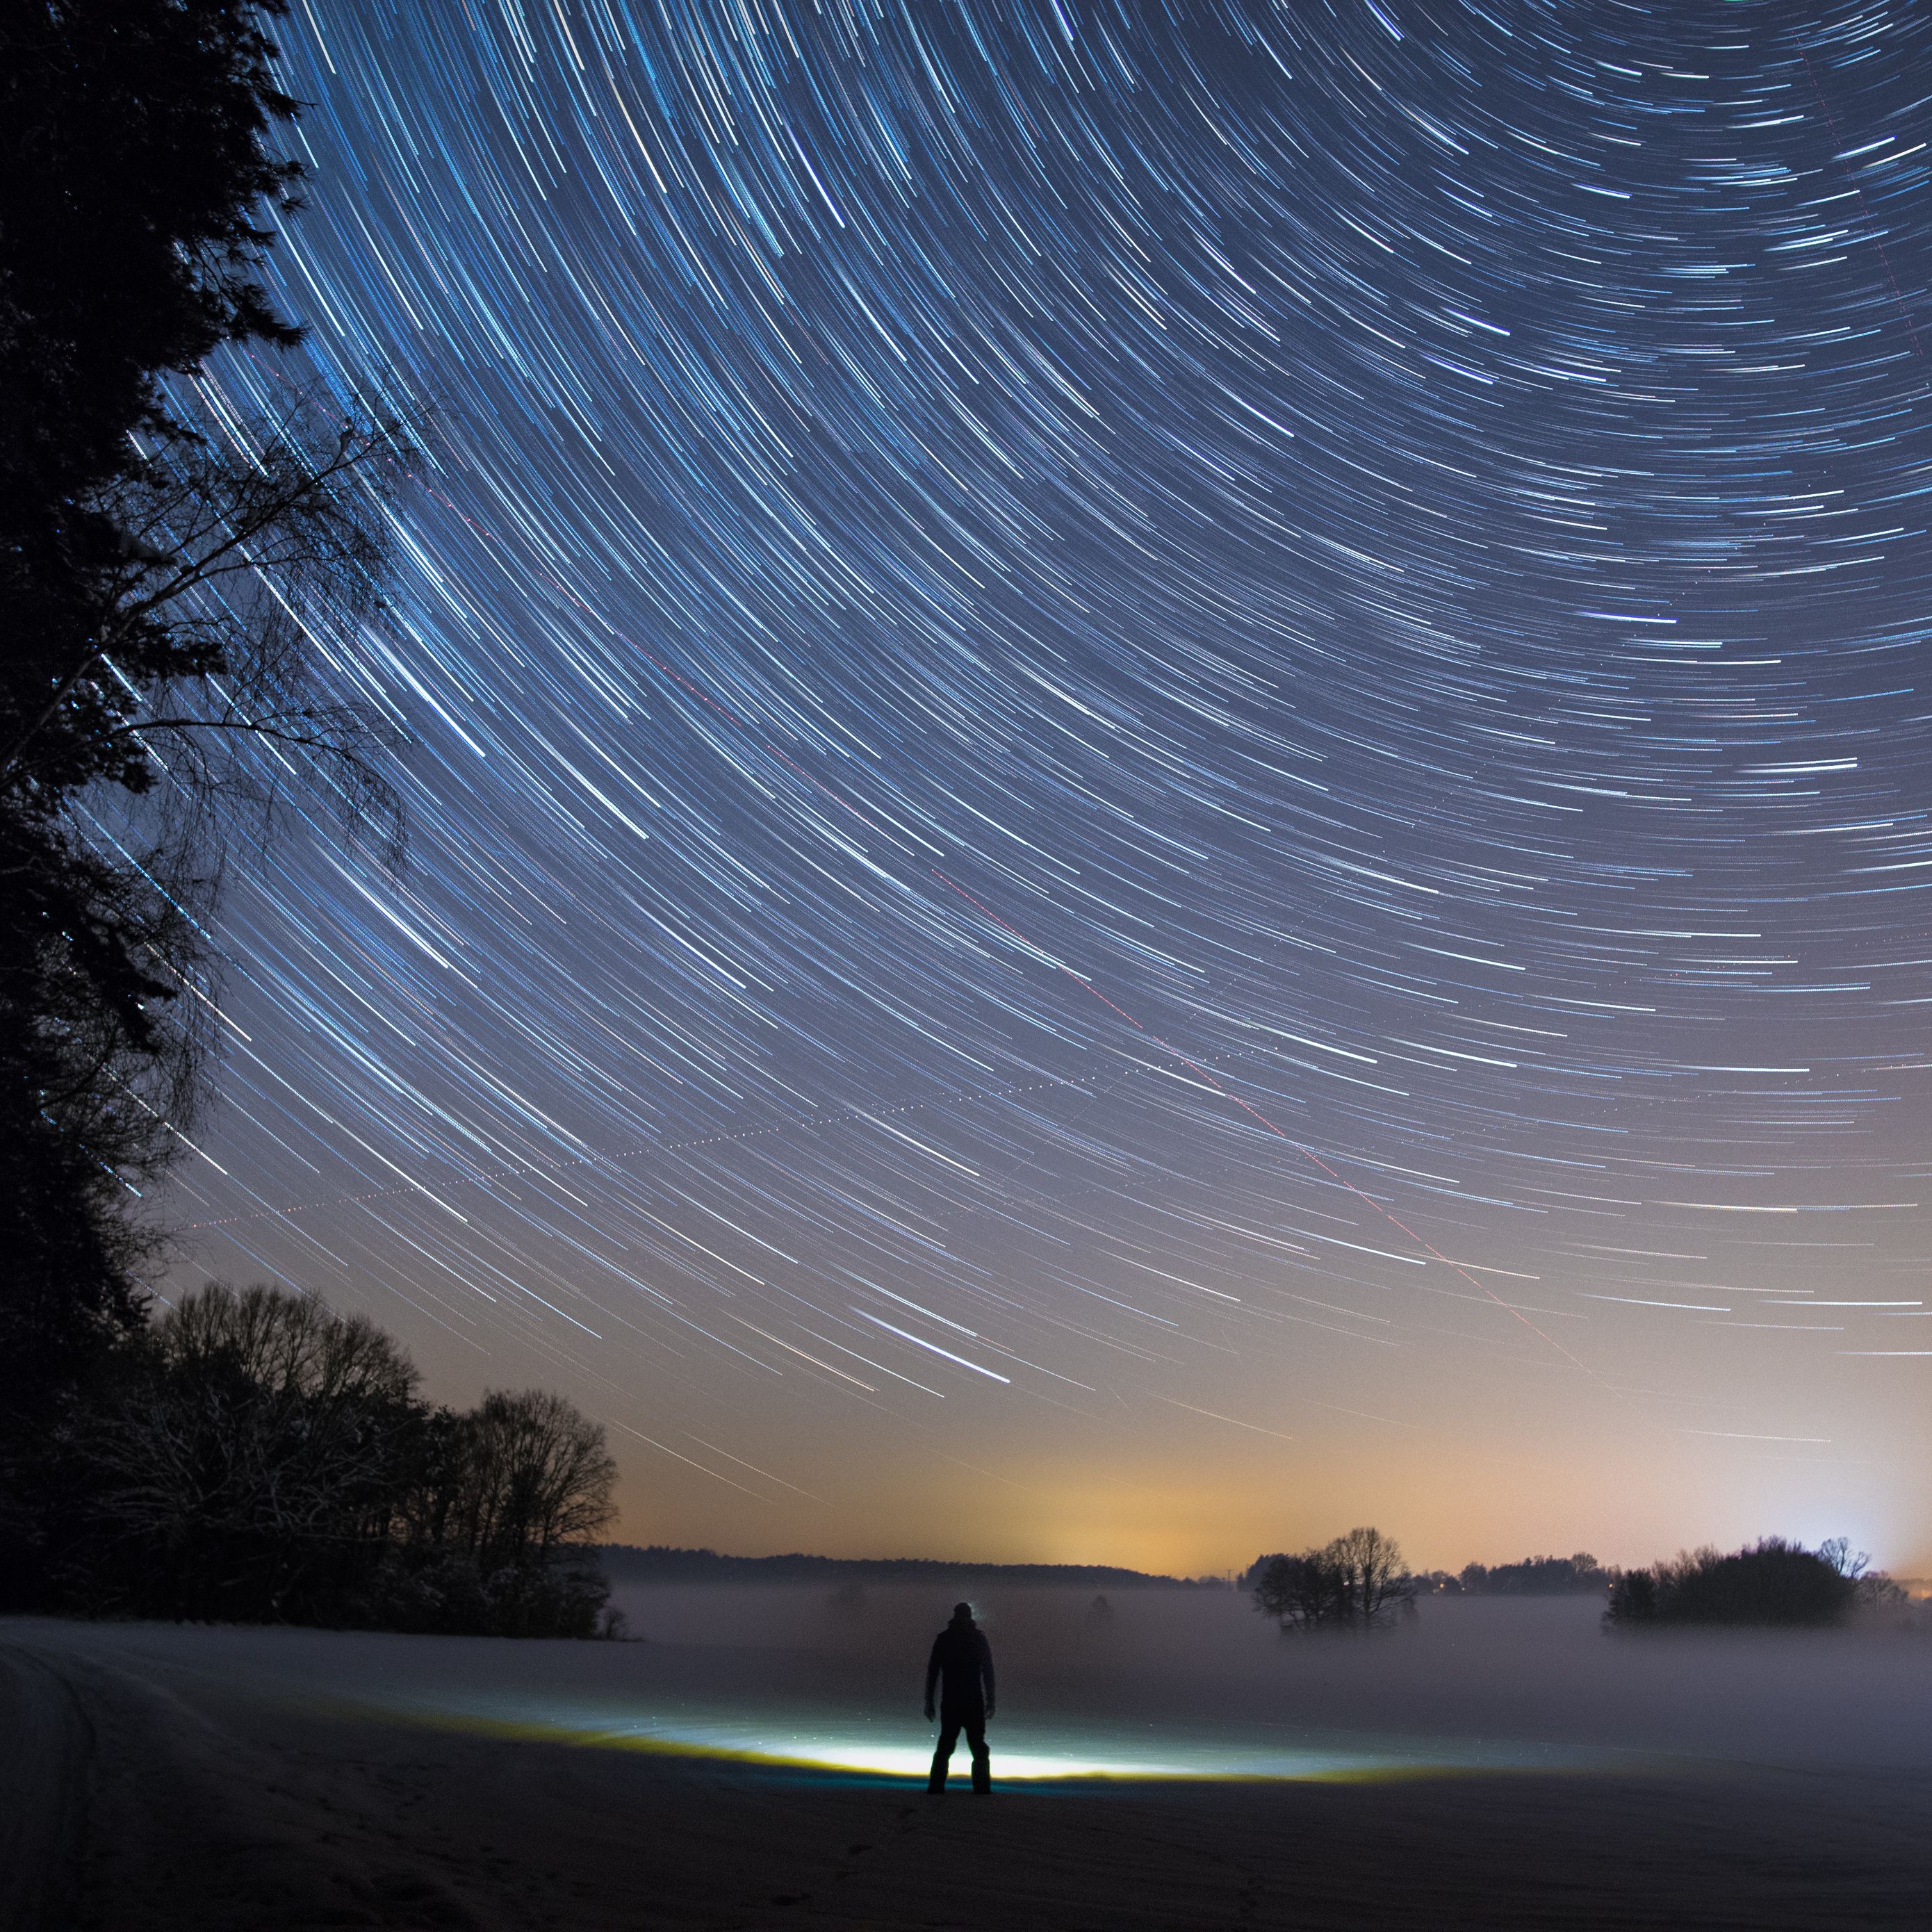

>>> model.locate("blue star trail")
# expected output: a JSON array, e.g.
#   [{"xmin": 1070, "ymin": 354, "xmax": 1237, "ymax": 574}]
[{"xmin": 167, "ymin": 0, "xmax": 1932, "ymax": 1550}]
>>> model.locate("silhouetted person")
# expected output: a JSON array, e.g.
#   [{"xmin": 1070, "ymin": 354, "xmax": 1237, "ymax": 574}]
[{"xmin": 924, "ymin": 1601, "xmax": 995, "ymax": 1793}]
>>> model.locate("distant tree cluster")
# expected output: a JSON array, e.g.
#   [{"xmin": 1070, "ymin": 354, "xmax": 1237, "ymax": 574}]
[
  {"xmin": 1605, "ymin": 1537, "xmax": 1902, "ymax": 1630},
  {"xmin": 39, "ymin": 1284, "xmax": 619, "ymax": 1637},
  {"xmin": 1450, "ymin": 1552, "xmax": 1611, "ymax": 1597},
  {"xmin": 1246, "ymin": 1527, "xmax": 1414, "ymax": 1632}
]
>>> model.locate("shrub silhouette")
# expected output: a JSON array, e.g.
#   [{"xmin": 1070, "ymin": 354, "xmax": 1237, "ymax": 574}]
[{"xmin": 1605, "ymin": 1537, "xmax": 1863, "ymax": 1629}]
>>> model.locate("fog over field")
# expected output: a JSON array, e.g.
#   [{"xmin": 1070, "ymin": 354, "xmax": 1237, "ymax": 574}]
[
  {"xmin": 47, "ymin": 1586, "xmax": 1923, "ymax": 1783},
  {"xmin": 603, "ymin": 1585, "xmax": 1932, "ymax": 1776},
  {"xmin": 12, "ymin": 1591, "xmax": 1932, "ymax": 1930}
]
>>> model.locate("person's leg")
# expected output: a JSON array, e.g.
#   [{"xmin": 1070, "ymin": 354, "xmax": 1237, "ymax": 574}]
[
  {"xmin": 927, "ymin": 1718, "xmax": 960, "ymax": 1793},
  {"xmin": 965, "ymin": 1710, "xmax": 990, "ymax": 1794}
]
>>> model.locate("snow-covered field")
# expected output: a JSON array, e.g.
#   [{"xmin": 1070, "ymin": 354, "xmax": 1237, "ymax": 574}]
[{"xmin": 6, "ymin": 1592, "xmax": 1931, "ymax": 1929}]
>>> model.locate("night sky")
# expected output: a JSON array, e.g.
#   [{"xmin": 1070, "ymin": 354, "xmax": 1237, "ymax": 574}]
[{"xmin": 170, "ymin": 0, "xmax": 1932, "ymax": 1573}]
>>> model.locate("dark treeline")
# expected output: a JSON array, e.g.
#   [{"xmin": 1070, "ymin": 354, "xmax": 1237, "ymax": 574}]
[
  {"xmin": 1426, "ymin": 1552, "xmax": 1612, "ymax": 1597},
  {"xmin": 1, "ymin": 3, "xmax": 423, "ymax": 1605},
  {"xmin": 1606, "ymin": 1537, "xmax": 1906, "ymax": 1630},
  {"xmin": 1243, "ymin": 1532, "xmax": 1906, "ymax": 1633},
  {"xmin": 31, "ymin": 1282, "xmax": 619, "ymax": 1636},
  {"xmin": 602, "ymin": 1546, "xmax": 1229, "ymax": 1589}
]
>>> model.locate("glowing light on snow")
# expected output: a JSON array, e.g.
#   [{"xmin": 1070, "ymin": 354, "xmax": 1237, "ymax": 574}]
[{"xmin": 361, "ymin": 1694, "xmax": 1632, "ymax": 1785}]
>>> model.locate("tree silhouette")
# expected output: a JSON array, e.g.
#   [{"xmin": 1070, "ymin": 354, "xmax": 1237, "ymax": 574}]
[
  {"xmin": 1249, "ymin": 1526, "xmax": 1414, "ymax": 1632},
  {"xmin": 64, "ymin": 1284, "xmax": 619, "ymax": 1635},
  {"xmin": 1605, "ymin": 1537, "xmax": 1875, "ymax": 1629},
  {"xmin": 0, "ymin": 5, "xmax": 413, "ymax": 1589}
]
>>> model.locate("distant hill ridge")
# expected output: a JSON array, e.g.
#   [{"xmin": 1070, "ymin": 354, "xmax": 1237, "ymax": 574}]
[{"xmin": 597, "ymin": 1544, "xmax": 1228, "ymax": 1589}]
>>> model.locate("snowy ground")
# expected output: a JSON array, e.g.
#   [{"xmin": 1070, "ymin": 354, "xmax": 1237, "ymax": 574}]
[{"xmin": 5, "ymin": 1590, "xmax": 1931, "ymax": 1929}]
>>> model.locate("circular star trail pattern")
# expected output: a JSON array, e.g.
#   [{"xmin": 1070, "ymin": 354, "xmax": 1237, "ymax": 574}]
[{"xmin": 177, "ymin": 0, "xmax": 1932, "ymax": 1549}]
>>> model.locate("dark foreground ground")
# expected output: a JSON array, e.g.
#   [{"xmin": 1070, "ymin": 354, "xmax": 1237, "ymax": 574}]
[{"xmin": 4, "ymin": 1608, "xmax": 1931, "ymax": 1931}]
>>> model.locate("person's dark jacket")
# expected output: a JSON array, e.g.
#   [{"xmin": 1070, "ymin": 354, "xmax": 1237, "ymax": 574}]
[{"xmin": 924, "ymin": 1620, "xmax": 995, "ymax": 1715}]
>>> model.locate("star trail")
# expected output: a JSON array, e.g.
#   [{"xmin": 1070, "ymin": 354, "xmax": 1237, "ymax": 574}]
[{"xmin": 169, "ymin": 0, "xmax": 1932, "ymax": 1568}]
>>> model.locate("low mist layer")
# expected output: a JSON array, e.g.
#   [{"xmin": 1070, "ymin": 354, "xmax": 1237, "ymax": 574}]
[{"xmin": 595, "ymin": 1585, "xmax": 1931, "ymax": 1774}]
